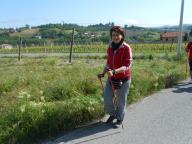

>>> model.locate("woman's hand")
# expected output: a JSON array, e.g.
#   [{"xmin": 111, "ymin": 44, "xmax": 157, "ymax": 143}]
[
  {"xmin": 97, "ymin": 73, "xmax": 104, "ymax": 79},
  {"xmin": 107, "ymin": 70, "xmax": 113, "ymax": 78}
]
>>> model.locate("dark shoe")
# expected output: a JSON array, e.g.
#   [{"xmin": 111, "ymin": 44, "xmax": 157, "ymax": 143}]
[
  {"xmin": 106, "ymin": 115, "xmax": 116, "ymax": 124},
  {"xmin": 113, "ymin": 119, "xmax": 123, "ymax": 129},
  {"xmin": 116, "ymin": 119, "xmax": 122, "ymax": 125}
]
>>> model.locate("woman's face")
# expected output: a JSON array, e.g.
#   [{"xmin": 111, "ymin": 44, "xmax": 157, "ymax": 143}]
[{"xmin": 112, "ymin": 31, "xmax": 123, "ymax": 43}]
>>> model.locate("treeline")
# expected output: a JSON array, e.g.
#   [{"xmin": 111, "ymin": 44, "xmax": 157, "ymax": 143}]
[
  {"xmin": 0, "ymin": 23, "xmax": 115, "ymax": 46},
  {"xmin": 0, "ymin": 23, "xmax": 192, "ymax": 46}
]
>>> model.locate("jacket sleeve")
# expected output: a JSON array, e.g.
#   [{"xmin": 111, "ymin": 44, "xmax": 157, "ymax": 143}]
[
  {"xmin": 123, "ymin": 46, "xmax": 132, "ymax": 70},
  {"xmin": 187, "ymin": 42, "xmax": 192, "ymax": 50},
  {"xmin": 105, "ymin": 47, "xmax": 110, "ymax": 70}
]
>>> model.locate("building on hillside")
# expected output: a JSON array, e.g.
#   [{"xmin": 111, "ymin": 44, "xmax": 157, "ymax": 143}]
[
  {"xmin": 32, "ymin": 35, "xmax": 42, "ymax": 39},
  {"xmin": 9, "ymin": 28, "xmax": 16, "ymax": 33},
  {"xmin": 160, "ymin": 31, "xmax": 188, "ymax": 43},
  {"xmin": 0, "ymin": 44, "xmax": 13, "ymax": 49}
]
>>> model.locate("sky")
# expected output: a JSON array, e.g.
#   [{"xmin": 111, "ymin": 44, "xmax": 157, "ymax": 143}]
[{"xmin": 0, "ymin": 0, "xmax": 191, "ymax": 28}]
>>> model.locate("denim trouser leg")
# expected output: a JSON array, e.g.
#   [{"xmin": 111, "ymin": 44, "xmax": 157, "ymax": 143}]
[
  {"xmin": 104, "ymin": 79, "xmax": 131, "ymax": 122},
  {"xmin": 116, "ymin": 80, "xmax": 131, "ymax": 121},
  {"xmin": 104, "ymin": 80, "xmax": 116, "ymax": 116}
]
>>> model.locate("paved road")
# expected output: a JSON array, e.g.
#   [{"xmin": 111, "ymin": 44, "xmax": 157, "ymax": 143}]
[{"xmin": 43, "ymin": 80, "xmax": 192, "ymax": 144}]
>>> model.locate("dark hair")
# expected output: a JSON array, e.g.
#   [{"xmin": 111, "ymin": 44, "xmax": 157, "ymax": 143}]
[{"xmin": 110, "ymin": 26, "xmax": 125, "ymax": 40}]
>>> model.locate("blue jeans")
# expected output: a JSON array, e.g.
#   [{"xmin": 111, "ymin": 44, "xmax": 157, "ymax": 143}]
[{"xmin": 104, "ymin": 79, "xmax": 131, "ymax": 121}]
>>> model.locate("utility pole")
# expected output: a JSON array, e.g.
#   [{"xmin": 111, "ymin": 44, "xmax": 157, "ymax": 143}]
[{"xmin": 177, "ymin": 0, "xmax": 184, "ymax": 58}]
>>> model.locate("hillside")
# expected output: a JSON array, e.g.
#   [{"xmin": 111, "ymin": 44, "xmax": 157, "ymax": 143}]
[
  {"xmin": 10, "ymin": 28, "xmax": 39, "ymax": 37},
  {"xmin": 0, "ymin": 23, "xmax": 191, "ymax": 46}
]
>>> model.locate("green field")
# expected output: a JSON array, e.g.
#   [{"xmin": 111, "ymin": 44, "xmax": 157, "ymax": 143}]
[
  {"xmin": 0, "ymin": 53, "xmax": 188, "ymax": 143},
  {"xmin": 0, "ymin": 42, "xmax": 189, "ymax": 143}
]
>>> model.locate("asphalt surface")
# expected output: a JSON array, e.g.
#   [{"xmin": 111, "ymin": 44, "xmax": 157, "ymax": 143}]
[{"xmin": 43, "ymin": 80, "xmax": 192, "ymax": 144}]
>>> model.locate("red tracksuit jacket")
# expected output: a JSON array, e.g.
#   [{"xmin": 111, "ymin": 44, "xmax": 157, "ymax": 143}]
[
  {"xmin": 187, "ymin": 41, "xmax": 192, "ymax": 61},
  {"xmin": 106, "ymin": 42, "xmax": 133, "ymax": 80}
]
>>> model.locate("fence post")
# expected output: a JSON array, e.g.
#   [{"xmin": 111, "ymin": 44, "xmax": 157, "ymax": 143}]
[
  {"xmin": 69, "ymin": 28, "xmax": 75, "ymax": 63},
  {"xmin": 44, "ymin": 41, "xmax": 46, "ymax": 53},
  {"xmin": 18, "ymin": 37, "xmax": 22, "ymax": 61}
]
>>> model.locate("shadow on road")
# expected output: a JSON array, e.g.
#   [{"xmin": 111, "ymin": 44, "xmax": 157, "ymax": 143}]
[
  {"xmin": 172, "ymin": 81, "xmax": 192, "ymax": 93},
  {"xmin": 43, "ymin": 121, "xmax": 121, "ymax": 144}
]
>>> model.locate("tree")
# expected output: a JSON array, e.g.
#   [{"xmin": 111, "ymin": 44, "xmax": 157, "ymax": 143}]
[
  {"xmin": 25, "ymin": 24, "xmax": 30, "ymax": 29},
  {"xmin": 184, "ymin": 33, "xmax": 188, "ymax": 41},
  {"xmin": 189, "ymin": 28, "xmax": 192, "ymax": 37},
  {"xmin": 124, "ymin": 24, "xmax": 128, "ymax": 29}
]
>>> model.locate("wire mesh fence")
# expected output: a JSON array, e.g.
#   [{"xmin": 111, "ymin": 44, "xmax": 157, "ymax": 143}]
[{"xmin": 0, "ymin": 42, "xmax": 186, "ymax": 54}]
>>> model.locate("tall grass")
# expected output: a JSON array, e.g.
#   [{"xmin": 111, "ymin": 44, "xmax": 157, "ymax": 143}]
[
  {"xmin": 0, "ymin": 56, "xmax": 187, "ymax": 143},
  {"xmin": 128, "ymin": 58, "xmax": 186, "ymax": 103}
]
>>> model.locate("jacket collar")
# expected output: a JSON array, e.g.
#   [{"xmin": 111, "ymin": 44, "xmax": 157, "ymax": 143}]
[{"xmin": 109, "ymin": 41, "xmax": 125, "ymax": 49}]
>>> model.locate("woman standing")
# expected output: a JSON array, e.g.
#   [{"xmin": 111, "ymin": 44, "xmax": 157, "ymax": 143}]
[
  {"xmin": 98, "ymin": 26, "xmax": 132, "ymax": 127},
  {"xmin": 186, "ymin": 39, "xmax": 192, "ymax": 80}
]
